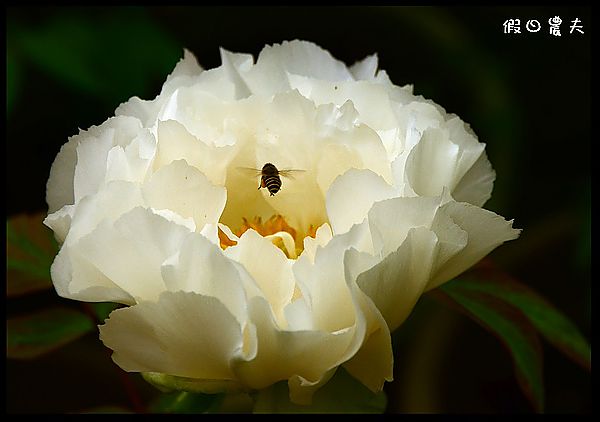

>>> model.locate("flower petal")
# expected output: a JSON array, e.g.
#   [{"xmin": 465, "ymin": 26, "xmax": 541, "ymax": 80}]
[
  {"xmin": 154, "ymin": 119, "xmax": 236, "ymax": 187},
  {"xmin": 426, "ymin": 201, "xmax": 521, "ymax": 290},
  {"xmin": 224, "ymin": 229, "xmax": 295, "ymax": 326},
  {"xmin": 232, "ymin": 296, "xmax": 356, "ymax": 394},
  {"xmin": 349, "ymin": 54, "xmax": 378, "ymax": 81},
  {"xmin": 75, "ymin": 207, "xmax": 192, "ymax": 302},
  {"xmin": 142, "ymin": 159, "xmax": 226, "ymax": 230},
  {"xmin": 354, "ymin": 227, "xmax": 439, "ymax": 332},
  {"xmin": 161, "ymin": 232, "xmax": 248, "ymax": 324},
  {"xmin": 46, "ymin": 136, "xmax": 78, "ymax": 213},
  {"xmin": 99, "ymin": 291, "xmax": 244, "ymax": 380},
  {"xmin": 326, "ymin": 168, "xmax": 398, "ymax": 235},
  {"xmin": 242, "ymin": 40, "xmax": 354, "ymax": 96}
]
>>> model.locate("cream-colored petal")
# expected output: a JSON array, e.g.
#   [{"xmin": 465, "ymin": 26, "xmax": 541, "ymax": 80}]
[
  {"xmin": 50, "ymin": 242, "xmax": 135, "ymax": 304},
  {"xmin": 242, "ymin": 40, "xmax": 354, "ymax": 96},
  {"xmin": 354, "ymin": 227, "xmax": 439, "ymax": 332},
  {"xmin": 105, "ymin": 130, "xmax": 156, "ymax": 185},
  {"xmin": 342, "ymin": 272, "xmax": 393, "ymax": 392},
  {"xmin": 154, "ymin": 119, "xmax": 236, "ymax": 187},
  {"xmin": 426, "ymin": 201, "xmax": 521, "ymax": 291},
  {"xmin": 75, "ymin": 207, "xmax": 192, "ymax": 302},
  {"xmin": 301, "ymin": 222, "xmax": 333, "ymax": 263},
  {"xmin": 46, "ymin": 136, "xmax": 78, "ymax": 213},
  {"xmin": 349, "ymin": 54, "xmax": 378, "ymax": 80},
  {"xmin": 49, "ymin": 181, "xmax": 146, "ymax": 303},
  {"xmin": 219, "ymin": 47, "xmax": 253, "ymax": 99},
  {"xmin": 367, "ymin": 195, "xmax": 442, "ymax": 257},
  {"xmin": 288, "ymin": 75, "xmax": 398, "ymax": 131},
  {"xmin": 99, "ymin": 291, "xmax": 244, "ymax": 380},
  {"xmin": 72, "ymin": 117, "xmax": 145, "ymax": 203},
  {"xmin": 404, "ymin": 127, "xmax": 460, "ymax": 197},
  {"xmin": 44, "ymin": 205, "xmax": 75, "ymax": 244},
  {"xmin": 167, "ymin": 48, "xmax": 204, "ymax": 80},
  {"xmin": 452, "ymin": 149, "xmax": 495, "ymax": 207},
  {"xmin": 224, "ymin": 229, "xmax": 295, "ymax": 326},
  {"xmin": 326, "ymin": 168, "xmax": 398, "ymax": 235},
  {"xmin": 293, "ymin": 235, "xmax": 356, "ymax": 333},
  {"xmin": 72, "ymin": 129, "xmax": 113, "ymax": 202},
  {"xmin": 64, "ymin": 181, "xmax": 145, "ymax": 247},
  {"xmin": 142, "ymin": 159, "xmax": 226, "ymax": 230},
  {"xmin": 161, "ymin": 232, "xmax": 248, "ymax": 324},
  {"xmin": 231, "ymin": 296, "xmax": 356, "ymax": 391}
]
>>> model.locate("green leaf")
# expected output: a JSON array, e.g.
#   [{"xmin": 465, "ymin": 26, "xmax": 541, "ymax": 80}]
[
  {"xmin": 252, "ymin": 367, "xmax": 387, "ymax": 414},
  {"xmin": 433, "ymin": 284, "xmax": 544, "ymax": 413},
  {"xmin": 149, "ymin": 391, "xmax": 223, "ymax": 414},
  {"xmin": 446, "ymin": 276, "xmax": 591, "ymax": 371},
  {"xmin": 89, "ymin": 302, "xmax": 120, "ymax": 323},
  {"xmin": 7, "ymin": 307, "xmax": 95, "ymax": 359},
  {"xmin": 18, "ymin": 9, "xmax": 181, "ymax": 105},
  {"xmin": 6, "ymin": 212, "xmax": 58, "ymax": 297},
  {"xmin": 7, "ymin": 47, "xmax": 19, "ymax": 116}
]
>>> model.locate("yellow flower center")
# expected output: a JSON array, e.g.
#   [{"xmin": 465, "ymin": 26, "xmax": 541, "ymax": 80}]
[{"xmin": 219, "ymin": 215, "xmax": 317, "ymax": 258}]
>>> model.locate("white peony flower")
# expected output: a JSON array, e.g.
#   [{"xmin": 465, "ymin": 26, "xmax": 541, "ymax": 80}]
[{"xmin": 44, "ymin": 40, "xmax": 520, "ymax": 405}]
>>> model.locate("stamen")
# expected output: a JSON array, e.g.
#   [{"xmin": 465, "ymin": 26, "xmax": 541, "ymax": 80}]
[{"xmin": 218, "ymin": 215, "xmax": 318, "ymax": 258}]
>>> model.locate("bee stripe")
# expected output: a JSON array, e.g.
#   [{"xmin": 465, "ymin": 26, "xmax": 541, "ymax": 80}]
[{"xmin": 264, "ymin": 176, "xmax": 281, "ymax": 194}]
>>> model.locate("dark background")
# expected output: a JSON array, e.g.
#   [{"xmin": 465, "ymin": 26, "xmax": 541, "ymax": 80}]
[{"xmin": 6, "ymin": 6, "xmax": 591, "ymax": 413}]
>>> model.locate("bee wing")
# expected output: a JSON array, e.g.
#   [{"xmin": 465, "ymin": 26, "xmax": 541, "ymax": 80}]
[
  {"xmin": 278, "ymin": 169, "xmax": 306, "ymax": 180},
  {"xmin": 236, "ymin": 167, "xmax": 263, "ymax": 177}
]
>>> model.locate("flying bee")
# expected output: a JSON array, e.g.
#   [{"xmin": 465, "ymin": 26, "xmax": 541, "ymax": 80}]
[{"xmin": 238, "ymin": 163, "xmax": 305, "ymax": 196}]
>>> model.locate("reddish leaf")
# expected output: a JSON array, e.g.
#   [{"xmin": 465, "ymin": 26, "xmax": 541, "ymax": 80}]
[
  {"xmin": 6, "ymin": 211, "xmax": 57, "ymax": 297},
  {"xmin": 7, "ymin": 307, "xmax": 94, "ymax": 359},
  {"xmin": 432, "ymin": 286, "xmax": 545, "ymax": 413}
]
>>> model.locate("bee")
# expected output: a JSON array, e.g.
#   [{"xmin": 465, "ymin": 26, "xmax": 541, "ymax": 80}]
[{"xmin": 238, "ymin": 163, "xmax": 305, "ymax": 196}]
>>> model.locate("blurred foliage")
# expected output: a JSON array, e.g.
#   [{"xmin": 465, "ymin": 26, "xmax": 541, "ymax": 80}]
[
  {"xmin": 6, "ymin": 5, "xmax": 590, "ymax": 414},
  {"xmin": 7, "ymin": 307, "xmax": 95, "ymax": 360},
  {"xmin": 6, "ymin": 212, "xmax": 56, "ymax": 297},
  {"xmin": 149, "ymin": 391, "xmax": 224, "ymax": 414},
  {"xmin": 435, "ymin": 281, "xmax": 545, "ymax": 412},
  {"xmin": 253, "ymin": 368, "xmax": 387, "ymax": 414}
]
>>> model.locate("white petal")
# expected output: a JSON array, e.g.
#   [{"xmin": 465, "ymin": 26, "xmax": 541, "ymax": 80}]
[
  {"xmin": 452, "ymin": 149, "xmax": 495, "ymax": 207},
  {"xmin": 354, "ymin": 227, "xmax": 439, "ymax": 332},
  {"xmin": 349, "ymin": 54, "xmax": 378, "ymax": 80},
  {"xmin": 65, "ymin": 181, "xmax": 145, "ymax": 247},
  {"xmin": 404, "ymin": 127, "xmax": 460, "ymax": 197},
  {"xmin": 231, "ymin": 296, "xmax": 356, "ymax": 391},
  {"xmin": 105, "ymin": 130, "xmax": 156, "ymax": 185},
  {"xmin": 301, "ymin": 222, "xmax": 333, "ymax": 263},
  {"xmin": 50, "ymin": 244, "xmax": 135, "ymax": 304},
  {"xmin": 75, "ymin": 207, "xmax": 192, "ymax": 302},
  {"xmin": 161, "ymin": 232, "xmax": 248, "ymax": 324},
  {"xmin": 44, "ymin": 205, "xmax": 75, "ymax": 244},
  {"xmin": 289, "ymin": 75, "xmax": 398, "ymax": 131},
  {"xmin": 367, "ymin": 196, "xmax": 442, "ymax": 257},
  {"xmin": 167, "ymin": 48, "xmax": 204, "ymax": 80},
  {"xmin": 219, "ymin": 47, "xmax": 253, "ymax": 99},
  {"xmin": 99, "ymin": 291, "xmax": 244, "ymax": 380},
  {"xmin": 242, "ymin": 40, "xmax": 354, "ymax": 96},
  {"xmin": 426, "ymin": 202, "xmax": 521, "ymax": 290},
  {"xmin": 46, "ymin": 136, "xmax": 78, "ymax": 213},
  {"xmin": 224, "ymin": 229, "xmax": 295, "ymax": 326},
  {"xmin": 142, "ymin": 159, "xmax": 226, "ymax": 230},
  {"xmin": 342, "ymin": 273, "xmax": 393, "ymax": 392},
  {"xmin": 72, "ymin": 117, "xmax": 145, "ymax": 203},
  {"xmin": 326, "ymin": 168, "xmax": 398, "ymax": 235},
  {"xmin": 154, "ymin": 119, "xmax": 236, "ymax": 187}
]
